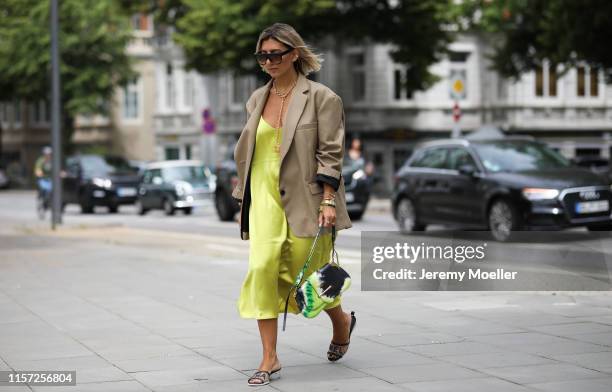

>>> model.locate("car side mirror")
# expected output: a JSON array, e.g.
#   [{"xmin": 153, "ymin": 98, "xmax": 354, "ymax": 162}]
[
  {"xmin": 152, "ymin": 176, "xmax": 163, "ymax": 185},
  {"xmin": 458, "ymin": 164, "xmax": 478, "ymax": 177}
]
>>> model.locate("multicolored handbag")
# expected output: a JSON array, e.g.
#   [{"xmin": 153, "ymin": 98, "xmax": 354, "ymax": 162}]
[{"xmin": 282, "ymin": 225, "xmax": 351, "ymax": 331}]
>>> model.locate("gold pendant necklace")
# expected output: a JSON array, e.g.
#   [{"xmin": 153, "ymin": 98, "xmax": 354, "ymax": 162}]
[{"xmin": 272, "ymin": 77, "xmax": 297, "ymax": 153}]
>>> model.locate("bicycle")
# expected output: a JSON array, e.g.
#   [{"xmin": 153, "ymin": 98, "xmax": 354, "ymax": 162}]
[{"xmin": 36, "ymin": 178, "xmax": 52, "ymax": 220}]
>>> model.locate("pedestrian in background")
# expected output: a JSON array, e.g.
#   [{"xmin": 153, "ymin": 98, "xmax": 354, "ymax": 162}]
[
  {"xmin": 232, "ymin": 23, "xmax": 357, "ymax": 386},
  {"xmin": 34, "ymin": 146, "xmax": 53, "ymax": 199}
]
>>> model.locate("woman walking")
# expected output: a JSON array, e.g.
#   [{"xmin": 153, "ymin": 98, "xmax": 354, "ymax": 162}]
[{"xmin": 232, "ymin": 23, "xmax": 356, "ymax": 386}]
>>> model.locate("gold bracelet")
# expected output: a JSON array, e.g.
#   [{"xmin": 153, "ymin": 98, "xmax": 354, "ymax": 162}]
[{"xmin": 320, "ymin": 199, "xmax": 336, "ymax": 208}]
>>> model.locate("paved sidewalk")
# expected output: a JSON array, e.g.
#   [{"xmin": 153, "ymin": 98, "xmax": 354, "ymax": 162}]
[{"xmin": 0, "ymin": 224, "xmax": 611, "ymax": 392}]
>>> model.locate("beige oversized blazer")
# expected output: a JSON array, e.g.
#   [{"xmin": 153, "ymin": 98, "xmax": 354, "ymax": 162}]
[{"xmin": 232, "ymin": 73, "xmax": 352, "ymax": 240}]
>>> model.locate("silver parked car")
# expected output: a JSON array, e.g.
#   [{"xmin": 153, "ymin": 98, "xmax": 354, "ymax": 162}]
[{"xmin": 136, "ymin": 160, "xmax": 216, "ymax": 215}]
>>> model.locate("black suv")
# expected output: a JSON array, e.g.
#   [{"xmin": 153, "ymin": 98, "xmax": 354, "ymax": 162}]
[
  {"xmin": 63, "ymin": 154, "xmax": 140, "ymax": 213},
  {"xmin": 392, "ymin": 138, "xmax": 612, "ymax": 241}
]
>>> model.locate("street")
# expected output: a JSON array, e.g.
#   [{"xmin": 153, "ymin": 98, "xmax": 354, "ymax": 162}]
[{"xmin": 1, "ymin": 190, "xmax": 612, "ymax": 391}]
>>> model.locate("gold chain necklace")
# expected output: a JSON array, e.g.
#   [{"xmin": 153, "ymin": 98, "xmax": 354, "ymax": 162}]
[{"xmin": 271, "ymin": 77, "xmax": 297, "ymax": 153}]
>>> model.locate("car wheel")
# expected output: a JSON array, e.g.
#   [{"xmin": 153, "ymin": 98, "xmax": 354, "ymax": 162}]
[
  {"xmin": 80, "ymin": 196, "xmax": 94, "ymax": 214},
  {"xmin": 348, "ymin": 210, "xmax": 365, "ymax": 221},
  {"xmin": 36, "ymin": 194, "xmax": 45, "ymax": 220},
  {"xmin": 488, "ymin": 199, "xmax": 521, "ymax": 242},
  {"xmin": 183, "ymin": 207, "xmax": 193, "ymax": 215},
  {"xmin": 163, "ymin": 198, "xmax": 175, "ymax": 216},
  {"xmin": 215, "ymin": 191, "xmax": 236, "ymax": 221},
  {"xmin": 396, "ymin": 198, "xmax": 425, "ymax": 233},
  {"xmin": 135, "ymin": 199, "xmax": 148, "ymax": 216}
]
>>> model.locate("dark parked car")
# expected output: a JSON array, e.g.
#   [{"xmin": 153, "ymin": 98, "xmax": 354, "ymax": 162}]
[
  {"xmin": 63, "ymin": 154, "xmax": 140, "ymax": 213},
  {"xmin": 137, "ymin": 160, "xmax": 216, "ymax": 216},
  {"xmin": 342, "ymin": 156, "xmax": 371, "ymax": 220},
  {"xmin": 392, "ymin": 138, "xmax": 612, "ymax": 241},
  {"xmin": 214, "ymin": 153, "xmax": 371, "ymax": 221},
  {"xmin": 214, "ymin": 156, "xmax": 240, "ymax": 221},
  {"xmin": 0, "ymin": 166, "xmax": 8, "ymax": 189}
]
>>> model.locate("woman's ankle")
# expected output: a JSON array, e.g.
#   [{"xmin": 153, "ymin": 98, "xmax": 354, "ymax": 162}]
[{"xmin": 262, "ymin": 350, "xmax": 277, "ymax": 359}]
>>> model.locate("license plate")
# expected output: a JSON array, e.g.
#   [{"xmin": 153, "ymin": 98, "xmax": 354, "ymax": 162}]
[
  {"xmin": 575, "ymin": 200, "xmax": 609, "ymax": 214},
  {"xmin": 117, "ymin": 187, "xmax": 136, "ymax": 197},
  {"xmin": 345, "ymin": 192, "xmax": 355, "ymax": 203}
]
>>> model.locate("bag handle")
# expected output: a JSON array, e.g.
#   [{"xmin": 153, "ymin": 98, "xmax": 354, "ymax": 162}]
[{"xmin": 282, "ymin": 224, "xmax": 336, "ymax": 331}]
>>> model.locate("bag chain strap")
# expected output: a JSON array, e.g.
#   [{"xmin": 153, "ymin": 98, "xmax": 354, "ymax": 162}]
[{"xmin": 282, "ymin": 224, "xmax": 337, "ymax": 331}]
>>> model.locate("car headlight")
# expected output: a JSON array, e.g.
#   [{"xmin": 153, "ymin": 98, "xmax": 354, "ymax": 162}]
[
  {"xmin": 175, "ymin": 181, "xmax": 193, "ymax": 196},
  {"xmin": 352, "ymin": 169, "xmax": 365, "ymax": 181},
  {"xmin": 92, "ymin": 177, "xmax": 112, "ymax": 188},
  {"xmin": 522, "ymin": 188, "xmax": 560, "ymax": 200}
]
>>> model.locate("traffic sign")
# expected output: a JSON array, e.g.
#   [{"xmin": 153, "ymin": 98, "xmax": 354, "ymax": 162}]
[{"xmin": 449, "ymin": 69, "xmax": 466, "ymax": 100}]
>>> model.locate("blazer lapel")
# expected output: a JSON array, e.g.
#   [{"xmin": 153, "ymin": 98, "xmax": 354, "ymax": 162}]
[
  {"xmin": 245, "ymin": 79, "xmax": 273, "ymax": 170},
  {"xmin": 280, "ymin": 74, "xmax": 309, "ymax": 164}
]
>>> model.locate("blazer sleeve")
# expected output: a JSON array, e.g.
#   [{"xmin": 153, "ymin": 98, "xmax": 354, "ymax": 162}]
[
  {"xmin": 315, "ymin": 93, "xmax": 345, "ymax": 191},
  {"xmin": 231, "ymin": 95, "xmax": 257, "ymax": 203}
]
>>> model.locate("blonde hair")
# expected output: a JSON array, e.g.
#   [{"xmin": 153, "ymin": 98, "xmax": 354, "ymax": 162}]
[{"xmin": 255, "ymin": 23, "xmax": 322, "ymax": 75}]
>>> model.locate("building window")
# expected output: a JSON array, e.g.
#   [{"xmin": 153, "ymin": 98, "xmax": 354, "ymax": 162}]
[
  {"xmin": 535, "ymin": 66, "xmax": 544, "ymax": 96},
  {"xmin": 575, "ymin": 147, "xmax": 601, "ymax": 157},
  {"xmin": 394, "ymin": 69, "xmax": 402, "ymax": 100},
  {"xmin": 131, "ymin": 14, "xmax": 149, "ymax": 31},
  {"xmin": 185, "ymin": 145, "xmax": 192, "ymax": 160},
  {"xmin": 535, "ymin": 62, "xmax": 557, "ymax": 97},
  {"xmin": 184, "ymin": 74, "xmax": 194, "ymax": 108},
  {"xmin": 577, "ymin": 66, "xmax": 599, "ymax": 97},
  {"xmin": 45, "ymin": 100, "xmax": 50, "ymax": 122},
  {"xmin": 232, "ymin": 75, "xmax": 255, "ymax": 105},
  {"xmin": 122, "ymin": 77, "xmax": 139, "ymax": 119},
  {"xmin": 577, "ymin": 66, "xmax": 585, "ymax": 96},
  {"xmin": 348, "ymin": 53, "xmax": 366, "ymax": 102},
  {"xmin": 393, "ymin": 68, "xmax": 412, "ymax": 101},
  {"xmin": 548, "ymin": 65, "xmax": 557, "ymax": 96},
  {"xmin": 13, "ymin": 100, "xmax": 21, "ymax": 124},
  {"xmin": 590, "ymin": 68, "xmax": 599, "ymax": 96},
  {"xmin": 30, "ymin": 100, "xmax": 48, "ymax": 123},
  {"xmin": 165, "ymin": 147, "xmax": 180, "ymax": 160},
  {"xmin": 166, "ymin": 63, "xmax": 175, "ymax": 109},
  {"xmin": 449, "ymin": 51, "xmax": 470, "ymax": 63},
  {"xmin": 497, "ymin": 76, "xmax": 508, "ymax": 100}
]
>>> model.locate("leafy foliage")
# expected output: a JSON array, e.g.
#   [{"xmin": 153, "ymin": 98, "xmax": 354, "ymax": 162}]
[
  {"xmin": 455, "ymin": 0, "xmax": 612, "ymax": 82},
  {"xmin": 0, "ymin": 0, "xmax": 136, "ymax": 149}
]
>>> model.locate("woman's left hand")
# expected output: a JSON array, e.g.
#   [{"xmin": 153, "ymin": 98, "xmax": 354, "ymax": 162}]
[{"xmin": 318, "ymin": 205, "xmax": 336, "ymax": 228}]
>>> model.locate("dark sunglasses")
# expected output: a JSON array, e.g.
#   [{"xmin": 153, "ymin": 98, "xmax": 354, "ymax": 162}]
[{"xmin": 254, "ymin": 47, "xmax": 294, "ymax": 65}]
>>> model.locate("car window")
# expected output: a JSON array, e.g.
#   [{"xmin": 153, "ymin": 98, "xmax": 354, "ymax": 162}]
[
  {"xmin": 150, "ymin": 169, "xmax": 162, "ymax": 182},
  {"xmin": 161, "ymin": 165, "xmax": 211, "ymax": 182},
  {"xmin": 142, "ymin": 170, "xmax": 152, "ymax": 184},
  {"xmin": 410, "ymin": 148, "xmax": 449, "ymax": 169},
  {"xmin": 472, "ymin": 141, "xmax": 571, "ymax": 172},
  {"xmin": 447, "ymin": 148, "xmax": 477, "ymax": 170},
  {"xmin": 81, "ymin": 155, "xmax": 136, "ymax": 176}
]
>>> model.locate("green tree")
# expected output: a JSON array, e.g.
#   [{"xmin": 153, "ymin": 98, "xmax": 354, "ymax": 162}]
[
  {"xmin": 455, "ymin": 0, "xmax": 612, "ymax": 82},
  {"xmin": 0, "ymin": 0, "xmax": 136, "ymax": 152},
  {"xmin": 133, "ymin": 0, "xmax": 454, "ymax": 94}
]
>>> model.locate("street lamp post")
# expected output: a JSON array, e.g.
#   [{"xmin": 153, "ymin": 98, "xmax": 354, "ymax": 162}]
[{"xmin": 50, "ymin": 0, "xmax": 62, "ymax": 228}]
